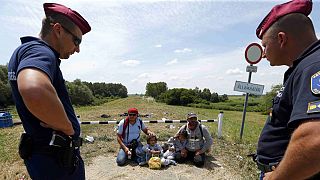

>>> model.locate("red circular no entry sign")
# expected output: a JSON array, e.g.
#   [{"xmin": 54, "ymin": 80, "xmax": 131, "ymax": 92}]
[{"xmin": 245, "ymin": 43, "xmax": 263, "ymax": 65}]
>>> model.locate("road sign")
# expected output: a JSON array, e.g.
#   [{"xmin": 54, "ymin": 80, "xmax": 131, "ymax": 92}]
[
  {"xmin": 246, "ymin": 65, "xmax": 257, "ymax": 72},
  {"xmin": 234, "ymin": 81, "xmax": 264, "ymax": 95},
  {"xmin": 245, "ymin": 43, "xmax": 263, "ymax": 65}
]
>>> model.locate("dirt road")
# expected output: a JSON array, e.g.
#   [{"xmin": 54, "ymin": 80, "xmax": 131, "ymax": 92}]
[{"xmin": 85, "ymin": 155, "xmax": 241, "ymax": 180}]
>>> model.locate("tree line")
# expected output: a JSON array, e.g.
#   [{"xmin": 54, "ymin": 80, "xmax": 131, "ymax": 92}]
[
  {"xmin": 0, "ymin": 64, "xmax": 281, "ymax": 114},
  {"xmin": 0, "ymin": 65, "xmax": 128, "ymax": 108},
  {"xmin": 145, "ymin": 82, "xmax": 228, "ymax": 106}
]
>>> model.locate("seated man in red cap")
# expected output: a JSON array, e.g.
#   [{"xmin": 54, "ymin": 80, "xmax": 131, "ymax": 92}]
[
  {"xmin": 7, "ymin": 3, "xmax": 90, "ymax": 180},
  {"xmin": 255, "ymin": 0, "xmax": 320, "ymax": 179},
  {"xmin": 174, "ymin": 113, "xmax": 213, "ymax": 167},
  {"xmin": 116, "ymin": 108, "xmax": 155, "ymax": 166}
]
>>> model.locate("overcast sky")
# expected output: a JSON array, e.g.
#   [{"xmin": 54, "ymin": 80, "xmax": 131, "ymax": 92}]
[{"xmin": 1, "ymin": 0, "xmax": 320, "ymax": 95}]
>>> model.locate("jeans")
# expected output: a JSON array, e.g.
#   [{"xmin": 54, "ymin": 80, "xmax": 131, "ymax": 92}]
[{"xmin": 116, "ymin": 143, "xmax": 145, "ymax": 166}]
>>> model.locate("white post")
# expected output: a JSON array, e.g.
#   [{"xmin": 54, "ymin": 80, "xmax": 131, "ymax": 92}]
[{"xmin": 217, "ymin": 111, "xmax": 223, "ymax": 138}]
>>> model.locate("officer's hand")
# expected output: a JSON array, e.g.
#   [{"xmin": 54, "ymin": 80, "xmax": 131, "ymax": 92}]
[
  {"xmin": 263, "ymin": 171, "xmax": 272, "ymax": 180},
  {"xmin": 263, "ymin": 166, "xmax": 276, "ymax": 180}
]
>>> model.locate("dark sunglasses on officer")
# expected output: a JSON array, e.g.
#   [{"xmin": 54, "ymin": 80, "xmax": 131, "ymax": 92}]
[{"xmin": 60, "ymin": 25, "xmax": 82, "ymax": 46}]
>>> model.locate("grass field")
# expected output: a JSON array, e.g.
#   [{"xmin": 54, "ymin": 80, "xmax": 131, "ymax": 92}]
[
  {"xmin": 0, "ymin": 96, "xmax": 267, "ymax": 179},
  {"xmin": 189, "ymin": 95, "xmax": 268, "ymax": 113}
]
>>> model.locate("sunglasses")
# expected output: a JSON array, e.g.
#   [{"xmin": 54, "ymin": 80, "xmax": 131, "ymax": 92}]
[
  {"xmin": 128, "ymin": 114, "xmax": 137, "ymax": 117},
  {"xmin": 60, "ymin": 25, "xmax": 82, "ymax": 46},
  {"xmin": 188, "ymin": 119, "xmax": 198, "ymax": 124}
]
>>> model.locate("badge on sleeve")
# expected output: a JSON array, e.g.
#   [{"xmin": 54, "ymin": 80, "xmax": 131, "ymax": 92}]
[
  {"xmin": 311, "ymin": 71, "xmax": 320, "ymax": 95},
  {"xmin": 307, "ymin": 100, "xmax": 320, "ymax": 114}
]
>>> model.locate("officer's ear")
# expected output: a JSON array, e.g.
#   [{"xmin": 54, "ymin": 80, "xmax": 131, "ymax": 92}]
[
  {"xmin": 277, "ymin": 32, "xmax": 288, "ymax": 48},
  {"xmin": 50, "ymin": 23, "xmax": 63, "ymax": 39}
]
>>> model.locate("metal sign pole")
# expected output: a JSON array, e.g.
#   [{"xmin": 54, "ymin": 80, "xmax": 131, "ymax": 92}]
[{"xmin": 240, "ymin": 65, "xmax": 253, "ymax": 140}]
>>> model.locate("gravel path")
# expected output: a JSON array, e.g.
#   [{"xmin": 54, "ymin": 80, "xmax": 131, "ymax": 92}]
[{"xmin": 86, "ymin": 155, "xmax": 241, "ymax": 180}]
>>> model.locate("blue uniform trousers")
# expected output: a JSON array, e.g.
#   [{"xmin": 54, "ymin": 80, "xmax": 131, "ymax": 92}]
[{"xmin": 25, "ymin": 152, "xmax": 84, "ymax": 180}]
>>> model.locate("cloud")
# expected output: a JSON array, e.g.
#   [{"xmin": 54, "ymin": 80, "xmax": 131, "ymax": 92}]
[
  {"xmin": 226, "ymin": 68, "xmax": 243, "ymax": 75},
  {"xmin": 121, "ymin": 60, "xmax": 141, "ymax": 67},
  {"xmin": 138, "ymin": 73, "xmax": 150, "ymax": 78},
  {"xmin": 166, "ymin": 58, "xmax": 178, "ymax": 65},
  {"xmin": 174, "ymin": 48, "xmax": 192, "ymax": 53},
  {"xmin": 155, "ymin": 44, "xmax": 162, "ymax": 48}
]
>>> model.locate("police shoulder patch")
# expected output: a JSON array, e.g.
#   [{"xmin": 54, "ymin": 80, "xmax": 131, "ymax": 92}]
[
  {"xmin": 307, "ymin": 100, "xmax": 320, "ymax": 114},
  {"xmin": 311, "ymin": 71, "xmax": 320, "ymax": 95}
]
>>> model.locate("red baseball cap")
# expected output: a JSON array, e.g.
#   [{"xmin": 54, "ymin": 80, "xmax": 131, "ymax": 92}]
[
  {"xmin": 44, "ymin": 3, "xmax": 91, "ymax": 35},
  {"xmin": 128, "ymin": 108, "xmax": 138, "ymax": 114},
  {"xmin": 256, "ymin": 0, "xmax": 312, "ymax": 39}
]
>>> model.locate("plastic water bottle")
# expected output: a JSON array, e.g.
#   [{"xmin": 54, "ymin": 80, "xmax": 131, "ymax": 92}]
[{"xmin": 128, "ymin": 150, "xmax": 132, "ymax": 159}]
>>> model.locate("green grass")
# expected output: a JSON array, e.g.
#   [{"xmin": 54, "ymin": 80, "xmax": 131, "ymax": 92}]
[
  {"xmin": 189, "ymin": 95, "xmax": 267, "ymax": 112},
  {"xmin": 0, "ymin": 96, "xmax": 266, "ymax": 179}
]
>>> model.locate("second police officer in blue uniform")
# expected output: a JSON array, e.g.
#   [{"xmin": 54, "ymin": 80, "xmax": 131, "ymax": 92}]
[
  {"xmin": 8, "ymin": 3, "xmax": 91, "ymax": 180},
  {"xmin": 255, "ymin": 0, "xmax": 320, "ymax": 179}
]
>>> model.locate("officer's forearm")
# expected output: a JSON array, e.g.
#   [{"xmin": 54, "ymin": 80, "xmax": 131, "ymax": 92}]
[
  {"xmin": 18, "ymin": 69, "xmax": 74, "ymax": 135},
  {"xmin": 270, "ymin": 120, "xmax": 320, "ymax": 179}
]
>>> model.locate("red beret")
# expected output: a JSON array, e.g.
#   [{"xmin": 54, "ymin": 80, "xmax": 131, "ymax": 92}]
[
  {"xmin": 256, "ymin": 0, "xmax": 312, "ymax": 39},
  {"xmin": 43, "ymin": 3, "xmax": 91, "ymax": 35},
  {"xmin": 128, "ymin": 108, "xmax": 138, "ymax": 114}
]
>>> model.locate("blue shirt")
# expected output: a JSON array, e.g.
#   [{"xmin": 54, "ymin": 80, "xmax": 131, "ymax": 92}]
[
  {"xmin": 117, "ymin": 118, "xmax": 146, "ymax": 145},
  {"xmin": 8, "ymin": 36, "xmax": 80, "ymax": 145},
  {"xmin": 257, "ymin": 40, "xmax": 320, "ymax": 164}
]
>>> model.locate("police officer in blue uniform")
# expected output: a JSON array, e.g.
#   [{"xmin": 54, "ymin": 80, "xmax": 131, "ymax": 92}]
[
  {"xmin": 7, "ymin": 3, "xmax": 90, "ymax": 180},
  {"xmin": 255, "ymin": 0, "xmax": 320, "ymax": 179}
]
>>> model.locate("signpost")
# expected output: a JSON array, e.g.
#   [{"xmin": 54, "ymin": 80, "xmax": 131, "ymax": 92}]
[
  {"xmin": 234, "ymin": 81, "xmax": 264, "ymax": 95},
  {"xmin": 236, "ymin": 43, "xmax": 263, "ymax": 140}
]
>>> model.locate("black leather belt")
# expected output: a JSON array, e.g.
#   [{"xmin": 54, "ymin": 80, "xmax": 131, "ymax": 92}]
[{"xmin": 32, "ymin": 137, "xmax": 83, "ymax": 155}]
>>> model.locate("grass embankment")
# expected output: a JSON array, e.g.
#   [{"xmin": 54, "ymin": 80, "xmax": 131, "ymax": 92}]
[{"xmin": 0, "ymin": 96, "xmax": 266, "ymax": 179}]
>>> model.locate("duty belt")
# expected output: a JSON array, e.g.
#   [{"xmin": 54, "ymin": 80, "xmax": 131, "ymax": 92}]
[
  {"xmin": 33, "ymin": 137, "xmax": 83, "ymax": 155},
  {"xmin": 256, "ymin": 160, "xmax": 279, "ymax": 173}
]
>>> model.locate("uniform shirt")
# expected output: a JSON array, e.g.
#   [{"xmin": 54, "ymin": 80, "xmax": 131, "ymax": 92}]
[
  {"xmin": 257, "ymin": 40, "xmax": 320, "ymax": 164},
  {"xmin": 7, "ymin": 36, "xmax": 80, "ymax": 145},
  {"xmin": 177, "ymin": 123, "xmax": 213, "ymax": 153},
  {"xmin": 117, "ymin": 118, "xmax": 146, "ymax": 145}
]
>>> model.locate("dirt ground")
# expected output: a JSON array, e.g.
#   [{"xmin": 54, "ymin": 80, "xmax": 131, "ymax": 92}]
[{"xmin": 85, "ymin": 154, "xmax": 242, "ymax": 180}]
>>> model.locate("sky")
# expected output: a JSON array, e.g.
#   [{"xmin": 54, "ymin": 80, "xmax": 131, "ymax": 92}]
[{"xmin": 1, "ymin": 0, "xmax": 320, "ymax": 95}]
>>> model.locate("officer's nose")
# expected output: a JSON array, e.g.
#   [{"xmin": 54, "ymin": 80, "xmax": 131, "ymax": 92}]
[
  {"xmin": 262, "ymin": 49, "xmax": 266, "ymax": 58},
  {"xmin": 75, "ymin": 45, "xmax": 80, "ymax": 53}
]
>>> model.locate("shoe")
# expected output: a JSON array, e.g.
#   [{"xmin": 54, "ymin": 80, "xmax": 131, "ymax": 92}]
[
  {"xmin": 139, "ymin": 161, "xmax": 147, "ymax": 166},
  {"xmin": 170, "ymin": 160, "xmax": 177, "ymax": 166}
]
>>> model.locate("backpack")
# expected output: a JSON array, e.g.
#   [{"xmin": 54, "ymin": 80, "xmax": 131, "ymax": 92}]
[{"xmin": 121, "ymin": 117, "xmax": 143, "ymax": 140}]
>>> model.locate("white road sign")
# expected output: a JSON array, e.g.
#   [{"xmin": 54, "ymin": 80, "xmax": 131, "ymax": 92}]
[
  {"xmin": 234, "ymin": 81, "xmax": 264, "ymax": 95},
  {"xmin": 246, "ymin": 65, "xmax": 257, "ymax": 72}
]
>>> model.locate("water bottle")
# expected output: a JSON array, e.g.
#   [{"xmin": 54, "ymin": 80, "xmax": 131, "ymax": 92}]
[{"xmin": 128, "ymin": 150, "xmax": 132, "ymax": 159}]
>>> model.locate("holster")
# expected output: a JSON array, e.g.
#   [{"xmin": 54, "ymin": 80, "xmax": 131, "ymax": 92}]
[
  {"xmin": 18, "ymin": 133, "xmax": 33, "ymax": 159},
  {"xmin": 49, "ymin": 132, "xmax": 81, "ymax": 169},
  {"xmin": 55, "ymin": 146, "xmax": 78, "ymax": 169}
]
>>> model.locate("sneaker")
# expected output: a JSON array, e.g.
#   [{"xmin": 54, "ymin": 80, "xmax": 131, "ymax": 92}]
[
  {"xmin": 170, "ymin": 160, "xmax": 177, "ymax": 166},
  {"xmin": 139, "ymin": 161, "xmax": 147, "ymax": 166}
]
